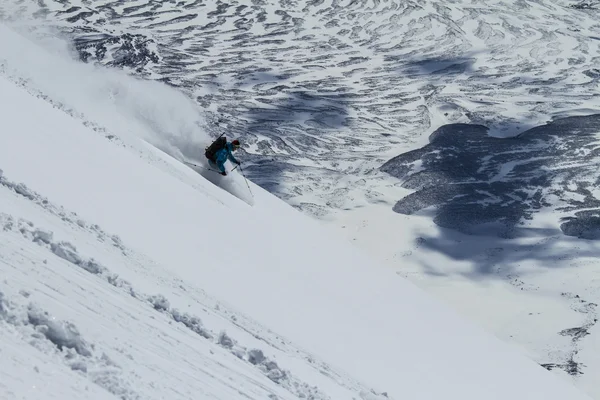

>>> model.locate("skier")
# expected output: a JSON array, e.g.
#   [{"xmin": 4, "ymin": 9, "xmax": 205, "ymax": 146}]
[{"xmin": 206, "ymin": 138, "xmax": 241, "ymax": 176}]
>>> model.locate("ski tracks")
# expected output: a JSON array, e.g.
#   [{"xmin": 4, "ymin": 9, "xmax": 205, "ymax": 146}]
[{"xmin": 0, "ymin": 168, "xmax": 388, "ymax": 400}]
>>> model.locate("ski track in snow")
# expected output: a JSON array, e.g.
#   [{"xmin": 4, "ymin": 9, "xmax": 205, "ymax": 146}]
[{"xmin": 0, "ymin": 168, "xmax": 389, "ymax": 400}]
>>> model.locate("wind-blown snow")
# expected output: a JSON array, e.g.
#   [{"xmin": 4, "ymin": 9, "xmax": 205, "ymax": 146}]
[
  {"xmin": 0, "ymin": 23, "xmax": 594, "ymax": 400},
  {"xmin": 0, "ymin": 23, "xmax": 211, "ymax": 166},
  {"xmin": 0, "ymin": 21, "xmax": 252, "ymax": 201}
]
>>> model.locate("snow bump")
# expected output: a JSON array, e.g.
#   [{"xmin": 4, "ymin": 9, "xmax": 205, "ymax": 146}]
[{"xmin": 27, "ymin": 304, "xmax": 92, "ymax": 357}]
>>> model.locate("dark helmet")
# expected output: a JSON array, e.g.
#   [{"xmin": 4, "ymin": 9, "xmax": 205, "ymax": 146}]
[{"xmin": 231, "ymin": 139, "xmax": 241, "ymax": 149}]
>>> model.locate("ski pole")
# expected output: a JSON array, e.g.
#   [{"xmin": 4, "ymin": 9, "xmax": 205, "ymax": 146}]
[{"xmin": 238, "ymin": 164, "xmax": 254, "ymax": 198}]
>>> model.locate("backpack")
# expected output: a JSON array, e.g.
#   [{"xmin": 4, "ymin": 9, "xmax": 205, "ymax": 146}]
[{"xmin": 205, "ymin": 136, "xmax": 227, "ymax": 161}]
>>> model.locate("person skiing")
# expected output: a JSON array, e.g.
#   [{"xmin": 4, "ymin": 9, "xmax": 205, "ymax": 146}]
[{"xmin": 206, "ymin": 138, "xmax": 241, "ymax": 176}]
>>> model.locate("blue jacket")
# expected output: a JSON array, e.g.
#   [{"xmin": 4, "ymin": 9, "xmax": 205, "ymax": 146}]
[{"xmin": 214, "ymin": 143, "xmax": 239, "ymax": 172}]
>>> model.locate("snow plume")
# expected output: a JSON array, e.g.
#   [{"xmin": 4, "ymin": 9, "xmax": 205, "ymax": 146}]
[
  {"xmin": 196, "ymin": 163, "xmax": 256, "ymax": 206},
  {"xmin": 0, "ymin": 22, "xmax": 211, "ymax": 166},
  {"xmin": 0, "ymin": 21, "xmax": 255, "ymax": 201}
]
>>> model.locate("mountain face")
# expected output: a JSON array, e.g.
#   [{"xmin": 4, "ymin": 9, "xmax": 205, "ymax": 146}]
[
  {"xmin": 381, "ymin": 115, "xmax": 600, "ymax": 239},
  {"xmin": 2, "ymin": 40, "xmax": 594, "ymax": 399},
  {"xmin": 2, "ymin": 0, "xmax": 600, "ymax": 218},
  {"xmin": 2, "ymin": 2, "xmax": 600, "ymax": 399}
]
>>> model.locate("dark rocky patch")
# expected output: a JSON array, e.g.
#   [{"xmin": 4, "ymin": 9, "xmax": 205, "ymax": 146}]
[
  {"xmin": 74, "ymin": 32, "xmax": 159, "ymax": 73},
  {"xmin": 540, "ymin": 292, "xmax": 598, "ymax": 376},
  {"xmin": 541, "ymin": 359, "xmax": 583, "ymax": 376},
  {"xmin": 561, "ymin": 211, "xmax": 600, "ymax": 239},
  {"xmin": 67, "ymin": 10, "xmax": 97, "ymax": 23},
  {"xmin": 381, "ymin": 115, "xmax": 600, "ymax": 238}
]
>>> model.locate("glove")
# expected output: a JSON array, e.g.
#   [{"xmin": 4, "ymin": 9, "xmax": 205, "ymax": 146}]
[
  {"xmin": 220, "ymin": 171, "xmax": 227, "ymax": 176},
  {"xmin": 235, "ymin": 161, "xmax": 241, "ymax": 166}
]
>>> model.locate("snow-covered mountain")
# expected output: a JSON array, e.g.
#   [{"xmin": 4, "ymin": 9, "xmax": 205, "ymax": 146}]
[
  {"xmin": 4, "ymin": 0, "xmax": 599, "ymax": 216},
  {"xmin": 1, "ymin": 23, "xmax": 594, "ymax": 400},
  {"xmin": 2, "ymin": 0, "xmax": 600, "ymax": 398}
]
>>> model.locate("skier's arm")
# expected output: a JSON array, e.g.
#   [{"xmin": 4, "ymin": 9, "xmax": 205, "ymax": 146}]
[{"xmin": 227, "ymin": 150, "xmax": 240, "ymax": 165}]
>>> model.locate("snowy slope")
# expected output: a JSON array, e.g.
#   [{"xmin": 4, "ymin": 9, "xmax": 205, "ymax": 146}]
[
  {"xmin": 0, "ymin": 23, "xmax": 594, "ymax": 400},
  {"xmin": 2, "ymin": 1, "xmax": 600, "ymax": 398}
]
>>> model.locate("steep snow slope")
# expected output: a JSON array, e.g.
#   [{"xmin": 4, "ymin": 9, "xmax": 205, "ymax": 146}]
[
  {"xmin": 0, "ymin": 27, "xmax": 594, "ymax": 400},
  {"xmin": 2, "ymin": 1, "xmax": 600, "ymax": 396}
]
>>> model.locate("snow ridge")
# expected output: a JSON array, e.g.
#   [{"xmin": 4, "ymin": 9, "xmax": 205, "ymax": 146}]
[
  {"xmin": 0, "ymin": 292, "xmax": 140, "ymax": 399},
  {"xmin": 0, "ymin": 213, "xmax": 329, "ymax": 400}
]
